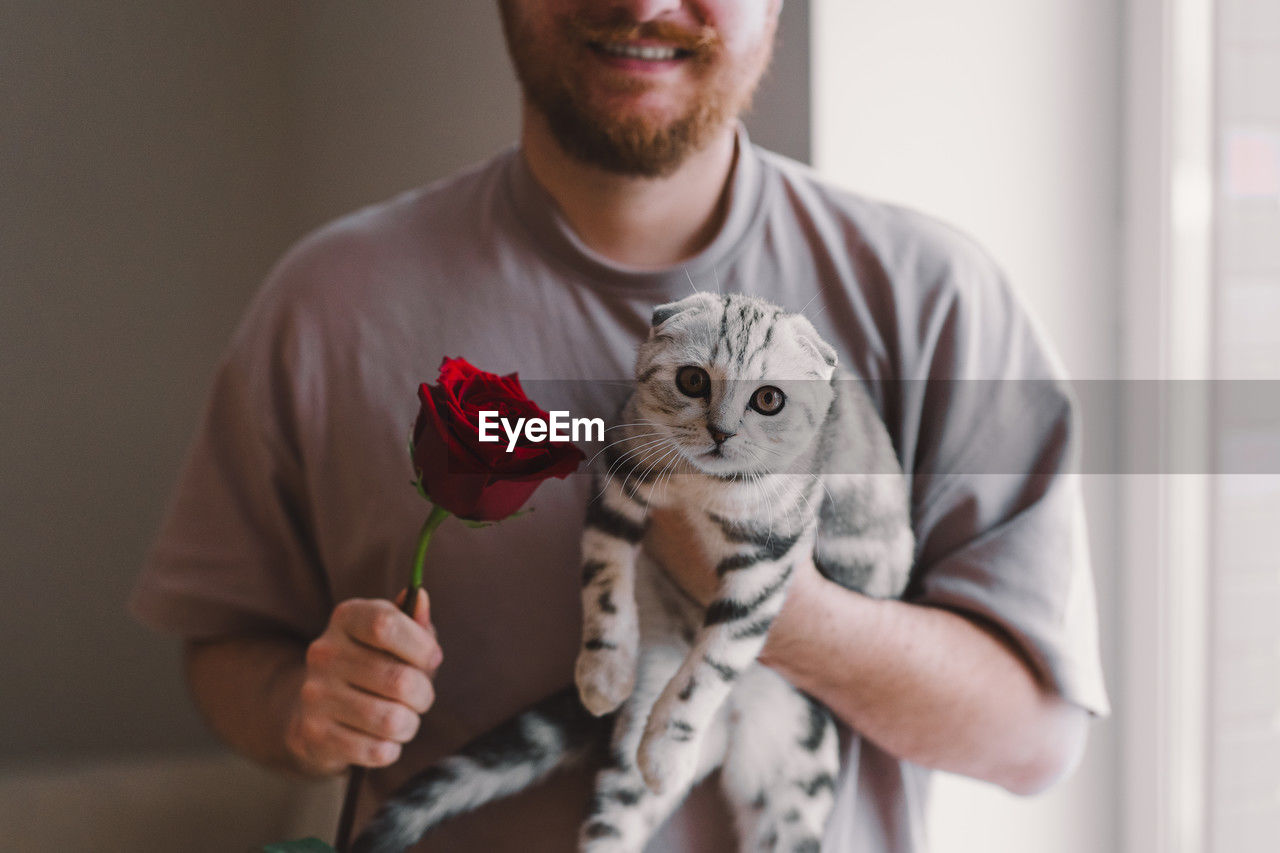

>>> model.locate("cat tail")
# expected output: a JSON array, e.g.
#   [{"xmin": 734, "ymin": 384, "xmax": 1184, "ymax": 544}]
[{"xmin": 351, "ymin": 685, "xmax": 610, "ymax": 853}]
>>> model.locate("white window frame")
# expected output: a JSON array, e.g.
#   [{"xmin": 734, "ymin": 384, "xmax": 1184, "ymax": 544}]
[{"xmin": 1122, "ymin": 1, "xmax": 1216, "ymax": 852}]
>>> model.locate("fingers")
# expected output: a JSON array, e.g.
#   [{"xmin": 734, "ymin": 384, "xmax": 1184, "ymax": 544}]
[
  {"xmin": 329, "ymin": 643, "xmax": 436, "ymax": 713},
  {"xmin": 292, "ymin": 657, "xmax": 428, "ymax": 773},
  {"xmin": 334, "ymin": 597, "xmax": 443, "ymax": 673},
  {"xmin": 394, "ymin": 587, "xmax": 433, "ymax": 628},
  {"xmin": 321, "ymin": 682, "xmax": 423, "ymax": 743},
  {"xmin": 287, "ymin": 708, "xmax": 403, "ymax": 773},
  {"xmin": 289, "ymin": 595, "xmax": 444, "ymax": 774}
]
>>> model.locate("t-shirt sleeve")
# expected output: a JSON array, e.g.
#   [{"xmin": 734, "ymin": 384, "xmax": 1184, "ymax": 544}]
[
  {"xmin": 129, "ymin": 271, "xmax": 333, "ymax": 642},
  {"xmin": 894, "ymin": 230, "xmax": 1111, "ymax": 718}
]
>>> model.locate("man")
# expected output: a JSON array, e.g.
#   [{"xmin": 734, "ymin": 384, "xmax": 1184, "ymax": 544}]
[{"xmin": 131, "ymin": 1, "xmax": 1110, "ymax": 850}]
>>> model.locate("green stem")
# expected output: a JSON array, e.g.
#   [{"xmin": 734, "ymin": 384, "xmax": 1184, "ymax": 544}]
[
  {"xmin": 338, "ymin": 503, "xmax": 450, "ymax": 851},
  {"xmin": 404, "ymin": 504, "xmax": 450, "ymax": 615}
]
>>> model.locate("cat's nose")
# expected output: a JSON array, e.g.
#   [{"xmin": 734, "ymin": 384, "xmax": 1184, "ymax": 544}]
[{"xmin": 708, "ymin": 425, "xmax": 736, "ymax": 445}]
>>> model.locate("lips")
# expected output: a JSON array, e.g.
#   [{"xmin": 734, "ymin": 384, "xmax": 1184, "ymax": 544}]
[
  {"xmin": 590, "ymin": 41, "xmax": 690, "ymax": 62},
  {"xmin": 569, "ymin": 15, "xmax": 716, "ymax": 65}
]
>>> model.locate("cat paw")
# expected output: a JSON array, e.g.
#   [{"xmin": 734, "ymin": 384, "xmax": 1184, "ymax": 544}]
[
  {"xmin": 637, "ymin": 718, "xmax": 697, "ymax": 795},
  {"xmin": 579, "ymin": 819, "xmax": 642, "ymax": 853},
  {"xmin": 575, "ymin": 645, "xmax": 637, "ymax": 716}
]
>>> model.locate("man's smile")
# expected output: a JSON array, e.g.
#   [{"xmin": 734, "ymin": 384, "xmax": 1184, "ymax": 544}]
[{"xmin": 588, "ymin": 40, "xmax": 692, "ymax": 63}]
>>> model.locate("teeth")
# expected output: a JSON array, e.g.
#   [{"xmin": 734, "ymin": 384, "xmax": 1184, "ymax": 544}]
[{"xmin": 598, "ymin": 42, "xmax": 680, "ymax": 61}]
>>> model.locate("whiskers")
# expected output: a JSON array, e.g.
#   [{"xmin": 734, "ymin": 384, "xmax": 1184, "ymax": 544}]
[
  {"xmin": 684, "ymin": 266, "xmax": 699, "ymax": 297},
  {"xmin": 737, "ymin": 445, "xmax": 835, "ymax": 550},
  {"xmin": 650, "ymin": 442, "xmax": 687, "ymax": 507},
  {"xmin": 585, "ymin": 429, "xmax": 668, "ymax": 470},
  {"xmin": 795, "ymin": 283, "xmax": 831, "ymax": 324},
  {"xmin": 594, "ymin": 434, "xmax": 675, "ymax": 501}
]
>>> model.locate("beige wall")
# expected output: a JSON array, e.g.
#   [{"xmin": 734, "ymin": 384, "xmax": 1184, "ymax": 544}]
[
  {"xmin": 2, "ymin": 0, "xmax": 298, "ymax": 761},
  {"xmin": 1, "ymin": 0, "xmax": 809, "ymax": 768}
]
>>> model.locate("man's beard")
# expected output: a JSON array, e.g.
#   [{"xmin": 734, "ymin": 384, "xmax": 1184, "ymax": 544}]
[{"xmin": 499, "ymin": 4, "xmax": 774, "ymax": 178}]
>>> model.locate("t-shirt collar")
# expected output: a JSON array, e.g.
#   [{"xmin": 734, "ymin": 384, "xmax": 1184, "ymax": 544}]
[{"xmin": 502, "ymin": 123, "xmax": 767, "ymax": 296}]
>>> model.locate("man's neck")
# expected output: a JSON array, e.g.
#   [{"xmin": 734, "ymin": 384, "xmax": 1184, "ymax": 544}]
[{"xmin": 519, "ymin": 110, "xmax": 738, "ymax": 269}]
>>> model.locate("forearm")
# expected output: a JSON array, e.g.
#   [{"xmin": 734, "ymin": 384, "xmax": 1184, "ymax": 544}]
[
  {"xmin": 183, "ymin": 635, "xmax": 316, "ymax": 777},
  {"xmin": 758, "ymin": 566, "xmax": 1087, "ymax": 795}
]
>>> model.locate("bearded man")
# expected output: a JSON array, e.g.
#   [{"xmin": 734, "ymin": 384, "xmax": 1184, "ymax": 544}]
[{"xmin": 131, "ymin": 2, "xmax": 1110, "ymax": 850}]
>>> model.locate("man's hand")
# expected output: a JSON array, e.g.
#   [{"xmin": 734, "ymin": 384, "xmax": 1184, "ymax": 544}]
[
  {"xmin": 285, "ymin": 589, "xmax": 444, "ymax": 775},
  {"xmin": 643, "ymin": 509, "xmax": 1087, "ymax": 795},
  {"xmin": 759, "ymin": 570, "xmax": 1089, "ymax": 795}
]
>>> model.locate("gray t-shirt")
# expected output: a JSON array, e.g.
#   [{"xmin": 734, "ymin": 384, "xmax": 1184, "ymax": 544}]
[{"xmin": 131, "ymin": 125, "xmax": 1109, "ymax": 852}]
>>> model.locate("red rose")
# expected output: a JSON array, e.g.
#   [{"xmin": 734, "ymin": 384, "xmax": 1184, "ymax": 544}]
[{"xmin": 412, "ymin": 357, "xmax": 585, "ymax": 521}]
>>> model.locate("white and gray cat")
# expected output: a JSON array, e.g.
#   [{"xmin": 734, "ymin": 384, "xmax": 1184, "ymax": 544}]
[{"xmin": 353, "ymin": 292, "xmax": 914, "ymax": 853}]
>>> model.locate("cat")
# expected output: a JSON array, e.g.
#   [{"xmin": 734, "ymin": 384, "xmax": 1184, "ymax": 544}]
[{"xmin": 352, "ymin": 292, "xmax": 914, "ymax": 853}]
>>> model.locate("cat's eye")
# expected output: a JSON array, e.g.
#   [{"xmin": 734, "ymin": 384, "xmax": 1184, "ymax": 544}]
[
  {"xmin": 750, "ymin": 385, "xmax": 785, "ymax": 415},
  {"xmin": 676, "ymin": 366, "xmax": 710, "ymax": 397}
]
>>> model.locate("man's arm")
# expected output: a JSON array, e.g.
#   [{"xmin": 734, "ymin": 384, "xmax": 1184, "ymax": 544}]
[
  {"xmin": 184, "ymin": 591, "xmax": 443, "ymax": 777},
  {"xmin": 185, "ymin": 633, "xmax": 313, "ymax": 773},
  {"xmin": 757, "ymin": 561, "xmax": 1089, "ymax": 796}
]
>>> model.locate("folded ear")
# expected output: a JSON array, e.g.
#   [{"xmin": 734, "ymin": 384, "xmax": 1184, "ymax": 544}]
[
  {"xmin": 786, "ymin": 314, "xmax": 838, "ymax": 375},
  {"xmin": 649, "ymin": 292, "xmax": 721, "ymax": 337},
  {"xmin": 650, "ymin": 302, "xmax": 685, "ymax": 328}
]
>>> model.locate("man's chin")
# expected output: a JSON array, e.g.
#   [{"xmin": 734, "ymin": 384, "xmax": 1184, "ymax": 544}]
[
  {"xmin": 553, "ymin": 127, "xmax": 693, "ymax": 178},
  {"xmin": 524, "ymin": 72, "xmax": 729, "ymax": 177},
  {"xmin": 548, "ymin": 108, "xmax": 724, "ymax": 177}
]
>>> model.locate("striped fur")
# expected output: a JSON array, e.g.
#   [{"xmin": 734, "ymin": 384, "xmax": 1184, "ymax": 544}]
[
  {"xmin": 353, "ymin": 293, "xmax": 913, "ymax": 852},
  {"xmin": 351, "ymin": 688, "xmax": 607, "ymax": 853}
]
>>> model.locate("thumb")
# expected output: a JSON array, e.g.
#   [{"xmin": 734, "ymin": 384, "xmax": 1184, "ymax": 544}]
[
  {"xmin": 410, "ymin": 587, "xmax": 432, "ymax": 627},
  {"xmin": 394, "ymin": 586, "xmax": 432, "ymax": 625}
]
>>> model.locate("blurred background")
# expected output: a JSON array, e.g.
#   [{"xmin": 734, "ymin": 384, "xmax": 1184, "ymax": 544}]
[{"xmin": 2, "ymin": 1, "xmax": 1277, "ymax": 850}]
